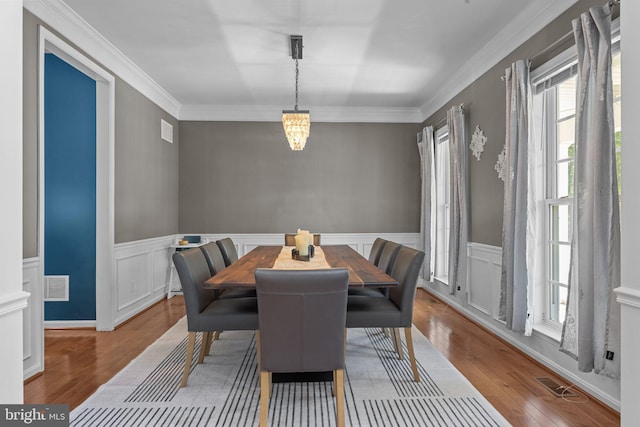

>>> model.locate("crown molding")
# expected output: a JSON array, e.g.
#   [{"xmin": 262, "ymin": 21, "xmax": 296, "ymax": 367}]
[
  {"xmin": 179, "ymin": 104, "xmax": 423, "ymax": 123},
  {"xmin": 24, "ymin": 0, "xmax": 181, "ymax": 118},
  {"xmin": 419, "ymin": 0, "xmax": 578, "ymax": 121}
]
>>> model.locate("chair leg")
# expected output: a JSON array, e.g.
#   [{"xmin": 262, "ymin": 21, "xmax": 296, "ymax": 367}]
[
  {"xmin": 259, "ymin": 371, "xmax": 270, "ymax": 427},
  {"xmin": 204, "ymin": 331, "xmax": 215, "ymax": 356},
  {"xmin": 181, "ymin": 331, "xmax": 197, "ymax": 387},
  {"xmin": 382, "ymin": 327, "xmax": 390, "ymax": 337},
  {"xmin": 392, "ymin": 328, "xmax": 404, "ymax": 360},
  {"xmin": 197, "ymin": 332, "xmax": 209, "ymax": 364},
  {"xmin": 343, "ymin": 329, "xmax": 347, "ymax": 361},
  {"xmin": 334, "ymin": 369, "xmax": 345, "ymax": 427},
  {"xmin": 404, "ymin": 327, "xmax": 420, "ymax": 382},
  {"xmin": 255, "ymin": 330, "xmax": 261, "ymax": 373},
  {"xmin": 213, "ymin": 331, "xmax": 221, "ymax": 341}
]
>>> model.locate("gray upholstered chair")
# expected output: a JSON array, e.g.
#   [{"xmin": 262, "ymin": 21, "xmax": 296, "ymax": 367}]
[
  {"xmin": 284, "ymin": 233, "xmax": 321, "ymax": 246},
  {"xmin": 346, "ymin": 246, "xmax": 425, "ymax": 382},
  {"xmin": 368, "ymin": 237, "xmax": 388, "ymax": 265},
  {"xmin": 200, "ymin": 242, "xmax": 256, "ymax": 300},
  {"xmin": 255, "ymin": 268, "xmax": 349, "ymax": 427},
  {"xmin": 376, "ymin": 241, "xmax": 402, "ymax": 274},
  {"xmin": 173, "ymin": 248, "xmax": 258, "ymax": 387},
  {"xmin": 216, "ymin": 237, "xmax": 238, "ymax": 266},
  {"xmin": 348, "ymin": 238, "xmax": 393, "ymax": 298}
]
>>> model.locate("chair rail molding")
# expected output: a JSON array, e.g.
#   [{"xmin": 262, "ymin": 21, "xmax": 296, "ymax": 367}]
[{"xmin": 615, "ymin": 286, "xmax": 640, "ymax": 309}]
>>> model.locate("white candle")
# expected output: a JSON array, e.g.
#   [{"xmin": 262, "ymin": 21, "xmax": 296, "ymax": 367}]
[{"xmin": 295, "ymin": 234, "xmax": 309, "ymax": 256}]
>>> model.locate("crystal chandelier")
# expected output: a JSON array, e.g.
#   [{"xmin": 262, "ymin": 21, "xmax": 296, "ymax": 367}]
[{"xmin": 282, "ymin": 35, "xmax": 310, "ymax": 151}]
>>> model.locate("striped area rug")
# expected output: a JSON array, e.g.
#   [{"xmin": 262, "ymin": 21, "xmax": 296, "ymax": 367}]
[{"xmin": 71, "ymin": 318, "xmax": 510, "ymax": 426}]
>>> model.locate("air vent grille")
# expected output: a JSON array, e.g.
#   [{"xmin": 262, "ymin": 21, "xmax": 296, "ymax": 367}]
[
  {"xmin": 161, "ymin": 119, "xmax": 173, "ymax": 143},
  {"xmin": 535, "ymin": 377, "xmax": 578, "ymax": 397},
  {"xmin": 44, "ymin": 275, "xmax": 69, "ymax": 301}
]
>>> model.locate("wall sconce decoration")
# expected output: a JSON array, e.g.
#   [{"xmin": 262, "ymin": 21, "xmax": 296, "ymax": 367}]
[
  {"xmin": 495, "ymin": 145, "xmax": 507, "ymax": 182},
  {"xmin": 469, "ymin": 125, "xmax": 486, "ymax": 161}
]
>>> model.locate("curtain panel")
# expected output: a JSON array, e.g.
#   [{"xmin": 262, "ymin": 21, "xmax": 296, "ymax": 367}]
[
  {"xmin": 446, "ymin": 106, "xmax": 467, "ymax": 295},
  {"xmin": 560, "ymin": 3, "xmax": 621, "ymax": 378},
  {"xmin": 417, "ymin": 127, "xmax": 436, "ymax": 281},
  {"xmin": 499, "ymin": 60, "xmax": 534, "ymax": 335}
]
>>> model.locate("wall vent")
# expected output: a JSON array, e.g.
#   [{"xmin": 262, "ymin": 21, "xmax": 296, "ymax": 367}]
[
  {"xmin": 44, "ymin": 275, "xmax": 69, "ymax": 301},
  {"xmin": 161, "ymin": 119, "xmax": 173, "ymax": 143}
]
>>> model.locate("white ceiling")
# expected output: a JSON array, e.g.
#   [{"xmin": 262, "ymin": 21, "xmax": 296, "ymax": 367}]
[{"xmin": 59, "ymin": 0, "xmax": 575, "ymax": 121}]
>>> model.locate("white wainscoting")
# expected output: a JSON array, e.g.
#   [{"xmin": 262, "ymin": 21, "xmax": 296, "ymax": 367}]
[
  {"xmin": 23, "ymin": 258, "xmax": 43, "ymax": 380},
  {"xmin": 466, "ymin": 243, "xmax": 502, "ymax": 320},
  {"xmin": 113, "ymin": 235, "xmax": 176, "ymax": 326},
  {"xmin": 422, "ymin": 242, "xmax": 620, "ymax": 411},
  {"xmin": 196, "ymin": 233, "xmax": 420, "ymax": 259}
]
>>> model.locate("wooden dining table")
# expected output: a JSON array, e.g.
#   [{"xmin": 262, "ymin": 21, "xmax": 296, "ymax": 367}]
[{"xmin": 204, "ymin": 245, "xmax": 398, "ymax": 289}]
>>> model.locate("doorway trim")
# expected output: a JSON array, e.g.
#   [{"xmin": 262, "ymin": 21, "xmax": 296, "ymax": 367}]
[{"xmin": 38, "ymin": 26, "xmax": 116, "ymax": 331}]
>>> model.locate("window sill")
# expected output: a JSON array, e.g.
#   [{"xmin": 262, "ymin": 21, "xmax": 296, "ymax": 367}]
[{"xmin": 532, "ymin": 322, "xmax": 562, "ymax": 343}]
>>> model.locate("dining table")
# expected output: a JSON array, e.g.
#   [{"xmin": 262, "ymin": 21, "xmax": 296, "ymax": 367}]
[{"xmin": 204, "ymin": 244, "xmax": 398, "ymax": 290}]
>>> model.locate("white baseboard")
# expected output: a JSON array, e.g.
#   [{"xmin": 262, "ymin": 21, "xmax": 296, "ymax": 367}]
[{"xmin": 44, "ymin": 320, "xmax": 96, "ymax": 329}]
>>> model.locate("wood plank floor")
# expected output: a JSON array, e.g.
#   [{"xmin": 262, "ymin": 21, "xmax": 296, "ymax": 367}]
[{"xmin": 24, "ymin": 289, "xmax": 619, "ymax": 425}]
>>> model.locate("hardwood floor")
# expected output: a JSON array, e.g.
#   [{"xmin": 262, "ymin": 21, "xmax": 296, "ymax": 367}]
[
  {"xmin": 23, "ymin": 296, "xmax": 186, "ymax": 410},
  {"xmin": 412, "ymin": 290, "xmax": 619, "ymax": 426},
  {"xmin": 24, "ymin": 289, "xmax": 619, "ymax": 425}
]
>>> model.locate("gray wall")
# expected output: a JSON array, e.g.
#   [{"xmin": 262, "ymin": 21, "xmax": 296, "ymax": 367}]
[
  {"xmin": 179, "ymin": 121, "xmax": 421, "ymax": 233},
  {"xmin": 423, "ymin": 0, "xmax": 607, "ymax": 247},
  {"xmin": 114, "ymin": 80, "xmax": 179, "ymax": 243},
  {"xmin": 22, "ymin": 10, "xmax": 180, "ymax": 257}
]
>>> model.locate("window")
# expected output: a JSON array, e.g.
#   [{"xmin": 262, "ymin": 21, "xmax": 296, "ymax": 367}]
[
  {"xmin": 433, "ymin": 126, "xmax": 450, "ymax": 284},
  {"xmin": 531, "ymin": 26, "xmax": 621, "ymax": 336}
]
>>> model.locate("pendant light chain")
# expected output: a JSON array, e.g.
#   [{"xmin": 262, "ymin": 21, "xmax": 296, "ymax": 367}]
[{"xmin": 294, "ymin": 43, "xmax": 300, "ymax": 111}]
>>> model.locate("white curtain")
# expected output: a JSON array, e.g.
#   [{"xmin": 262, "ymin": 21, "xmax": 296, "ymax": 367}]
[
  {"xmin": 499, "ymin": 60, "xmax": 534, "ymax": 335},
  {"xmin": 417, "ymin": 127, "xmax": 436, "ymax": 281},
  {"xmin": 446, "ymin": 106, "xmax": 467, "ymax": 295},
  {"xmin": 560, "ymin": 3, "xmax": 620, "ymax": 378}
]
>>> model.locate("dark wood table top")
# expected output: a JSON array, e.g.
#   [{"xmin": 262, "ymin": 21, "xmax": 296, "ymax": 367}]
[{"xmin": 204, "ymin": 245, "xmax": 398, "ymax": 289}]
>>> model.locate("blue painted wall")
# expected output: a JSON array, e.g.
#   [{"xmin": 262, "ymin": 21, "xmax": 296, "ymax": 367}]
[{"xmin": 44, "ymin": 53, "xmax": 97, "ymax": 321}]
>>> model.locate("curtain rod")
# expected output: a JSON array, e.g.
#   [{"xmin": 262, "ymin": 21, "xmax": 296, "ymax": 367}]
[
  {"xmin": 500, "ymin": 0, "xmax": 620, "ymax": 81},
  {"xmin": 432, "ymin": 103, "xmax": 464, "ymax": 128}
]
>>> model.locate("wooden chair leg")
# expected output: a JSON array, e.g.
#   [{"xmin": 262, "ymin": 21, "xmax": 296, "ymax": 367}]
[
  {"xmin": 197, "ymin": 332, "xmax": 209, "ymax": 364},
  {"xmin": 259, "ymin": 371, "xmax": 270, "ymax": 427},
  {"xmin": 404, "ymin": 327, "xmax": 420, "ymax": 382},
  {"xmin": 213, "ymin": 331, "xmax": 221, "ymax": 341},
  {"xmin": 255, "ymin": 330, "xmax": 261, "ymax": 373},
  {"xmin": 382, "ymin": 327, "xmax": 390, "ymax": 337},
  {"xmin": 343, "ymin": 329, "xmax": 347, "ymax": 361},
  {"xmin": 181, "ymin": 331, "xmax": 197, "ymax": 387},
  {"xmin": 334, "ymin": 369, "xmax": 345, "ymax": 427},
  {"xmin": 392, "ymin": 328, "xmax": 404, "ymax": 360},
  {"xmin": 204, "ymin": 331, "xmax": 215, "ymax": 356}
]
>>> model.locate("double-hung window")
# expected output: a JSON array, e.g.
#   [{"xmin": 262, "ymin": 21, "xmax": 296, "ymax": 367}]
[
  {"xmin": 531, "ymin": 23, "xmax": 621, "ymax": 337},
  {"xmin": 433, "ymin": 126, "xmax": 450, "ymax": 284}
]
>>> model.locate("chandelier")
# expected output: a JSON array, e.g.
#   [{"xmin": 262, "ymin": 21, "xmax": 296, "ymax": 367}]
[{"xmin": 282, "ymin": 35, "xmax": 310, "ymax": 151}]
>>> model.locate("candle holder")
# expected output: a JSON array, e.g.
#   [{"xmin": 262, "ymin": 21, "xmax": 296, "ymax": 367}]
[{"xmin": 291, "ymin": 248, "xmax": 310, "ymax": 262}]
